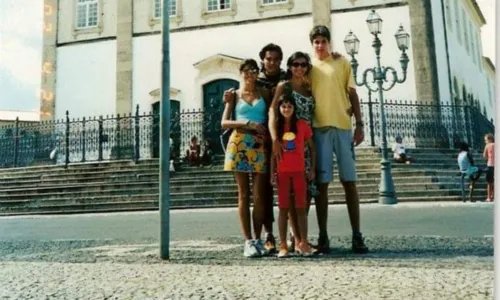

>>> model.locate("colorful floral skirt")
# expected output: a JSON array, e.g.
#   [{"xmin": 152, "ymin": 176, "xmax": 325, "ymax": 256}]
[{"xmin": 224, "ymin": 130, "xmax": 268, "ymax": 173}]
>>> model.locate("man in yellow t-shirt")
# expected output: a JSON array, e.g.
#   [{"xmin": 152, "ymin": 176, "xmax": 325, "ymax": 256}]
[{"xmin": 308, "ymin": 25, "xmax": 368, "ymax": 254}]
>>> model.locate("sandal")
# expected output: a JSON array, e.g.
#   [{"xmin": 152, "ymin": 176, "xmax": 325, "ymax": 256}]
[
  {"xmin": 277, "ymin": 243, "xmax": 289, "ymax": 258},
  {"xmin": 297, "ymin": 241, "xmax": 313, "ymax": 256}
]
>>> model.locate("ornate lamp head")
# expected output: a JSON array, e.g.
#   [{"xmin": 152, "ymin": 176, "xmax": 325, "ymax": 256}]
[
  {"xmin": 343, "ymin": 30, "xmax": 360, "ymax": 57},
  {"xmin": 366, "ymin": 10, "xmax": 382, "ymax": 35},
  {"xmin": 394, "ymin": 24, "xmax": 410, "ymax": 51}
]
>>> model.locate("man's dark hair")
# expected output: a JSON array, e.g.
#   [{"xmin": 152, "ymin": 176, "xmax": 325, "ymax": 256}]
[
  {"xmin": 259, "ymin": 43, "xmax": 283, "ymax": 61},
  {"xmin": 309, "ymin": 25, "xmax": 331, "ymax": 43}
]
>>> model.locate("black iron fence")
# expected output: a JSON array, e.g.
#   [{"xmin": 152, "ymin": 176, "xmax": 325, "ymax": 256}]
[
  {"xmin": 360, "ymin": 98, "xmax": 494, "ymax": 150},
  {"xmin": 0, "ymin": 100, "xmax": 494, "ymax": 169}
]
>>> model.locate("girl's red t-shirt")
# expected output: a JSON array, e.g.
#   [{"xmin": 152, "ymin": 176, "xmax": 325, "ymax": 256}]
[{"xmin": 277, "ymin": 119, "xmax": 312, "ymax": 173}]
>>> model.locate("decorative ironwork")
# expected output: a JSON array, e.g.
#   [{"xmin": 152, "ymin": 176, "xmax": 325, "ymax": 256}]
[
  {"xmin": 355, "ymin": 98, "xmax": 493, "ymax": 151},
  {"xmin": 0, "ymin": 102, "xmax": 494, "ymax": 169}
]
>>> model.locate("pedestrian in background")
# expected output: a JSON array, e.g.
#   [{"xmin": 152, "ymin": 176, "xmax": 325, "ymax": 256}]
[
  {"xmin": 483, "ymin": 134, "xmax": 494, "ymax": 202},
  {"xmin": 457, "ymin": 142, "xmax": 481, "ymax": 202}
]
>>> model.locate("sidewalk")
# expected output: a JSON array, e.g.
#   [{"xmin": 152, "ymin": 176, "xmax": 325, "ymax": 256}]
[
  {"xmin": 0, "ymin": 260, "xmax": 493, "ymax": 300},
  {"xmin": 0, "ymin": 237, "xmax": 494, "ymax": 300}
]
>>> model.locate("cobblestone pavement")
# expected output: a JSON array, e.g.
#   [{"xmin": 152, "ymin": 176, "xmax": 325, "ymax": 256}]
[{"xmin": 0, "ymin": 236, "xmax": 494, "ymax": 299}]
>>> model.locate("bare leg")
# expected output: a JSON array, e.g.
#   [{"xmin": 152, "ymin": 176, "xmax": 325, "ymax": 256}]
[
  {"xmin": 288, "ymin": 194, "xmax": 301, "ymax": 245},
  {"xmin": 252, "ymin": 173, "xmax": 266, "ymax": 240},
  {"xmin": 235, "ymin": 173, "xmax": 252, "ymax": 240},
  {"xmin": 278, "ymin": 208, "xmax": 289, "ymax": 246},
  {"xmin": 315, "ymin": 183, "xmax": 330, "ymax": 237},
  {"xmin": 469, "ymin": 180, "xmax": 477, "ymax": 202},
  {"xmin": 296, "ymin": 208, "xmax": 308, "ymax": 244},
  {"xmin": 262, "ymin": 177, "xmax": 274, "ymax": 234},
  {"xmin": 491, "ymin": 183, "xmax": 495, "ymax": 200},
  {"xmin": 341, "ymin": 181, "xmax": 361, "ymax": 232}
]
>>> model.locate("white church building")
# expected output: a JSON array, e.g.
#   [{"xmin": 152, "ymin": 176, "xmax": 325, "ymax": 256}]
[
  {"xmin": 34, "ymin": 0, "xmax": 496, "ymax": 159},
  {"xmin": 40, "ymin": 0, "xmax": 494, "ymax": 119}
]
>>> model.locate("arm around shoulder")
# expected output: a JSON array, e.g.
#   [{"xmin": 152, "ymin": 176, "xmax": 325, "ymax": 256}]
[{"xmin": 268, "ymin": 82, "xmax": 286, "ymax": 140}]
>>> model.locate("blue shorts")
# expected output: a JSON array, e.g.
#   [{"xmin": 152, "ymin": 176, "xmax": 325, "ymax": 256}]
[{"xmin": 314, "ymin": 127, "xmax": 357, "ymax": 183}]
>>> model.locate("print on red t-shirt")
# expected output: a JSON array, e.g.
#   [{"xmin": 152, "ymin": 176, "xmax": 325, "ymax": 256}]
[{"xmin": 277, "ymin": 119, "xmax": 312, "ymax": 173}]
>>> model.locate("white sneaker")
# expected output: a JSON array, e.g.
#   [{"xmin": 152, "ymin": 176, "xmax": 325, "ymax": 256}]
[
  {"xmin": 243, "ymin": 240, "xmax": 260, "ymax": 258},
  {"xmin": 254, "ymin": 239, "xmax": 268, "ymax": 256}
]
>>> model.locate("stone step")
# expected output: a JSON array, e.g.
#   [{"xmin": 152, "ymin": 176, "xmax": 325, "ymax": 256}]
[
  {"xmin": 0, "ymin": 169, "xmax": 474, "ymax": 190},
  {"xmin": 166, "ymin": 181, "xmax": 486, "ymax": 194},
  {"xmin": 0, "ymin": 167, "xmax": 479, "ymax": 192},
  {"xmin": 0, "ymin": 193, "xmax": 489, "ymax": 216},
  {"xmin": 0, "ymin": 159, "xmax": 474, "ymax": 183},
  {"xmin": 0, "ymin": 154, "xmax": 485, "ymax": 181},
  {"xmin": 0, "ymin": 148, "xmax": 484, "ymax": 174},
  {"xmin": 0, "ymin": 185, "xmax": 485, "ymax": 205}
]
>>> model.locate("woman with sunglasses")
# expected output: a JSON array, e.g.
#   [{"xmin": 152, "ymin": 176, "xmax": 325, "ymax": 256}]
[
  {"xmin": 222, "ymin": 59, "xmax": 270, "ymax": 258},
  {"xmin": 268, "ymin": 52, "xmax": 318, "ymax": 253}
]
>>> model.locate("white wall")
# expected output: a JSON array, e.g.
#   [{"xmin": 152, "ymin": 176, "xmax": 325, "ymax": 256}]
[
  {"xmin": 430, "ymin": 0, "xmax": 453, "ymax": 104},
  {"xmin": 55, "ymin": 41, "xmax": 117, "ymax": 120},
  {"xmin": 444, "ymin": 0, "xmax": 492, "ymax": 119},
  {"xmin": 131, "ymin": 5, "xmax": 416, "ymax": 112}
]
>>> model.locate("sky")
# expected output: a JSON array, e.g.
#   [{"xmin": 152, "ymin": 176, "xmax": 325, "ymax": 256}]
[{"xmin": 0, "ymin": 0, "xmax": 496, "ymax": 113}]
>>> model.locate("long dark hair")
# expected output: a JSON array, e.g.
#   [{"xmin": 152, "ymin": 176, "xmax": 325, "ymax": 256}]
[
  {"xmin": 285, "ymin": 51, "xmax": 312, "ymax": 80},
  {"xmin": 277, "ymin": 95, "xmax": 298, "ymax": 141},
  {"xmin": 459, "ymin": 142, "xmax": 474, "ymax": 165}
]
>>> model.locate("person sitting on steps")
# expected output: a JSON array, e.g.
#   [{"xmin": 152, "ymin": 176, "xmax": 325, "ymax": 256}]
[
  {"xmin": 457, "ymin": 142, "xmax": 481, "ymax": 202},
  {"xmin": 200, "ymin": 139, "xmax": 214, "ymax": 166},
  {"xmin": 392, "ymin": 136, "xmax": 414, "ymax": 164},
  {"xmin": 186, "ymin": 136, "xmax": 201, "ymax": 166}
]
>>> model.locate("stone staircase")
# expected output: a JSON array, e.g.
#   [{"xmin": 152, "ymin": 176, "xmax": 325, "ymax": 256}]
[{"xmin": 0, "ymin": 147, "xmax": 488, "ymax": 216}]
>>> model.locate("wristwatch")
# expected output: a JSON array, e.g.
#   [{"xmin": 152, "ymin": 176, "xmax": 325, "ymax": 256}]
[{"xmin": 355, "ymin": 121, "xmax": 364, "ymax": 128}]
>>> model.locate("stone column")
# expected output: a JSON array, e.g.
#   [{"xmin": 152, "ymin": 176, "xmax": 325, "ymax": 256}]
[
  {"xmin": 40, "ymin": 0, "xmax": 59, "ymax": 121},
  {"xmin": 116, "ymin": 0, "xmax": 134, "ymax": 115},
  {"xmin": 312, "ymin": 0, "xmax": 332, "ymax": 32},
  {"xmin": 113, "ymin": 0, "xmax": 135, "ymax": 159},
  {"xmin": 407, "ymin": 0, "xmax": 440, "ymax": 104},
  {"xmin": 408, "ymin": 0, "xmax": 447, "ymax": 147}
]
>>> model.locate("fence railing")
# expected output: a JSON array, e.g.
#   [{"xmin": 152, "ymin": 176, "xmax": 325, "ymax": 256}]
[{"xmin": 0, "ymin": 100, "xmax": 494, "ymax": 169}]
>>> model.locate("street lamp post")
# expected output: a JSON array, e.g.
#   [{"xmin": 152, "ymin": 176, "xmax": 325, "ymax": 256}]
[
  {"xmin": 343, "ymin": 10, "xmax": 410, "ymax": 205},
  {"xmin": 159, "ymin": 0, "xmax": 171, "ymax": 259}
]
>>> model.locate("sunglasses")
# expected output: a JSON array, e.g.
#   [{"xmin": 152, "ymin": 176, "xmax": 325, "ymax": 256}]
[
  {"xmin": 242, "ymin": 69, "xmax": 258, "ymax": 74},
  {"xmin": 291, "ymin": 62, "xmax": 308, "ymax": 68}
]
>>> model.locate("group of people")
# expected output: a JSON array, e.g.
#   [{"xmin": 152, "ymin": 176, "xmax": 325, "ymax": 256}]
[
  {"xmin": 458, "ymin": 134, "xmax": 495, "ymax": 202},
  {"xmin": 221, "ymin": 26, "xmax": 368, "ymax": 258},
  {"xmin": 185, "ymin": 136, "xmax": 214, "ymax": 167}
]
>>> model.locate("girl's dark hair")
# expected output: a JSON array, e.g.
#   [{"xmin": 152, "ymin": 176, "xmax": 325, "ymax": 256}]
[
  {"xmin": 285, "ymin": 51, "xmax": 312, "ymax": 80},
  {"xmin": 276, "ymin": 95, "xmax": 298, "ymax": 141},
  {"xmin": 239, "ymin": 59, "xmax": 259, "ymax": 73},
  {"xmin": 459, "ymin": 142, "xmax": 474, "ymax": 165}
]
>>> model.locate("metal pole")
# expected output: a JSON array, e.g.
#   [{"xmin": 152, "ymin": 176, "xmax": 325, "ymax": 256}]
[
  {"xmin": 373, "ymin": 35, "xmax": 397, "ymax": 204},
  {"xmin": 159, "ymin": 0, "xmax": 171, "ymax": 260}
]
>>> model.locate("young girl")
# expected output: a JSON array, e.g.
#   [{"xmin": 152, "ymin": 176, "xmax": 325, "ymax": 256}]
[
  {"xmin": 483, "ymin": 134, "xmax": 495, "ymax": 202},
  {"xmin": 271, "ymin": 95, "xmax": 315, "ymax": 257}
]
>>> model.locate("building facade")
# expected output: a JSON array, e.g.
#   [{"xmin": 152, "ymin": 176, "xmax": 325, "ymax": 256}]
[{"xmin": 39, "ymin": 0, "xmax": 494, "ymax": 149}]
